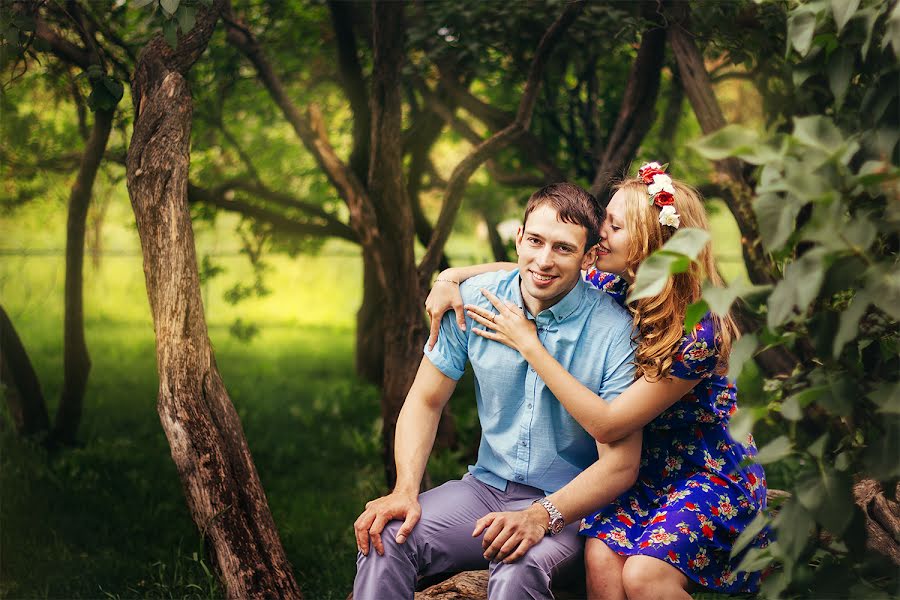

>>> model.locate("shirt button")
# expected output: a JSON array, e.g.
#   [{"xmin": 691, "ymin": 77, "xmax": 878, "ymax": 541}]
[
  {"xmin": 529, "ymin": 367, "xmax": 535, "ymax": 372},
  {"xmin": 516, "ymin": 475, "xmax": 524, "ymax": 481},
  {"xmin": 527, "ymin": 403, "xmax": 533, "ymax": 409},
  {"xmin": 521, "ymin": 440, "xmax": 527, "ymax": 446}
]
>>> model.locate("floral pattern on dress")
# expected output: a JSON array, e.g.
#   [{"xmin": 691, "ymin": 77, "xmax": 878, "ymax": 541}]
[{"xmin": 579, "ymin": 270, "xmax": 770, "ymax": 594}]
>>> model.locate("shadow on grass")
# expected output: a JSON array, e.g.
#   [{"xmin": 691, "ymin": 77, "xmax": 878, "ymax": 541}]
[{"xmin": 1, "ymin": 323, "xmax": 390, "ymax": 599}]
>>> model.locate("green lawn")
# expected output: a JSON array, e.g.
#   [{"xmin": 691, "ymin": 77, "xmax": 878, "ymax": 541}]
[{"xmin": 1, "ymin": 193, "xmax": 750, "ymax": 598}]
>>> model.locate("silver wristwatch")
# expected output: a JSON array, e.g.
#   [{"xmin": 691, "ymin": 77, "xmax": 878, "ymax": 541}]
[{"xmin": 534, "ymin": 498, "xmax": 565, "ymax": 535}]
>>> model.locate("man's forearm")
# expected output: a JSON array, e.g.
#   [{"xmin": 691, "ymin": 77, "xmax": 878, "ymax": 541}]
[
  {"xmin": 392, "ymin": 398, "xmax": 443, "ymax": 495},
  {"xmin": 545, "ymin": 431, "xmax": 642, "ymax": 525}
]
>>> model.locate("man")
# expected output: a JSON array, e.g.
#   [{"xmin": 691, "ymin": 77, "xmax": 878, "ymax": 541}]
[{"xmin": 353, "ymin": 183, "xmax": 640, "ymax": 599}]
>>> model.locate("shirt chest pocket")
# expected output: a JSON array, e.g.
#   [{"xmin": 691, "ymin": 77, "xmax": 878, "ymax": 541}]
[{"xmin": 470, "ymin": 343, "xmax": 529, "ymax": 416}]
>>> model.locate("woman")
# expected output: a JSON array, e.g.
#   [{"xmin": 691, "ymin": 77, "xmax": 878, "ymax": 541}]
[{"xmin": 424, "ymin": 163, "xmax": 768, "ymax": 599}]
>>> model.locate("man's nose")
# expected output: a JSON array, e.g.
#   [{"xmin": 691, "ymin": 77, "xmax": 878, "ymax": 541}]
[{"xmin": 536, "ymin": 246, "xmax": 554, "ymax": 268}]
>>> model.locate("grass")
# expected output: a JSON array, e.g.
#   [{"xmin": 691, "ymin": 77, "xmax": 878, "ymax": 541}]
[{"xmin": 1, "ymin": 192, "xmax": 753, "ymax": 598}]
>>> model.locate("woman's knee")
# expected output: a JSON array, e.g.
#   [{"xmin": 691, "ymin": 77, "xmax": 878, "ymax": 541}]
[
  {"xmin": 621, "ymin": 555, "xmax": 687, "ymax": 600},
  {"xmin": 584, "ymin": 539, "xmax": 624, "ymax": 572}
]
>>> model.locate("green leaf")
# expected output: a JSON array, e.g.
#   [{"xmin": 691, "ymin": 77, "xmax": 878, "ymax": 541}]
[
  {"xmin": 101, "ymin": 77, "xmax": 124, "ymax": 105},
  {"xmin": 702, "ymin": 281, "xmax": 771, "ymax": 316},
  {"xmin": 817, "ymin": 375, "xmax": 854, "ymax": 417},
  {"xmin": 793, "ymin": 116, "xmax": 844, "ymax": 155},
  {"xmin": 788, "ymin": 9, "xmax": 817, "ymax": 56},
  {"xmin": 766, "ymin": 248, "xmax": 827, "ymax": 329},
  {"xmin": 734, "ymin": 545, "xmax": 774, "ymax": 574},
  {"xmin": 772, "ymin": 499, "xmax": 815, "ymax": 562},
  {"xmin": 855, "ymin": 7, "xmax": 879, "ymax": 58},
  {"xmin": 807, "ymin": 433, "xmax": 829, "ymax": 459},
  {"xmin": 865, "ymin": 263, "xmax": 900, "ymax": 320},
  {"xmin": 162, "ymin": 19, "xmax": 179, "ymax": 48},
  {"xmin": 177, "ymin": 5, "xmax": 197, "ymax": 33},
  {"xmin": 833, "ymin": 291, "xmax": 871, "ymax": 358},
  {"xmin": 781, "ymin": 394, "xmax": 802, "ymax": 420},
  {"xmin": 690, "ymin": 125, "xmax": 759, "ymax": 161},
  {"xmin": 831, "ymin": 0, "xmax": 860, "ymax": 34},
  {"xmin": 885, "ymin": 1, "xmax": 900, "ymax": 60},
  {"xmin": 868, "ymin": 382, "xmax": 900, "ymax": 415},
  {"xmin": 628, "ymin": 229, "xmax": 708, "ymax": 302},
  {"xmin": 796, "ymin": 467, "xmax": 854, "ymax": 534},
  {"xmin": 160, "ymin": 0, "xmax": 180, "ymax": 16},
  {"xmin": 728, "ymin": 405, "xmax": 764, "ymax": 443},
  {"xmin": 828, "ymin": 48, "xmax": 854, "ymax": 110},
  {"xmin": 731, "ymin": 511, "xmax": 770, "ymax": 558},
  {"xmin": 629, "ymin": 253, "xmax": 679, "ymax": 301},
  {"xmin": 727, "ymin": 333, "xmax": 758, "ymax": 383},
  {"xmin": 755, "ymin": 435, "xmax": 793, "ymax": 464},
  {"xmin": 684, "ymin": 300, "xmax": 708, "ymax": 333},
  {"xmin": 657, "ymin": 228, "xmax": 710, "ymax": 260},
  {"xmin": 754, "ymin": 192, "xmax": 802, "ymax": 252}
]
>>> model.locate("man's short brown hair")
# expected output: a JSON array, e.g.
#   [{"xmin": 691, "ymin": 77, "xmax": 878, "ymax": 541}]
[{"xmin": 522, "ymin": 183, "xmax": 604, "ymax": 251}]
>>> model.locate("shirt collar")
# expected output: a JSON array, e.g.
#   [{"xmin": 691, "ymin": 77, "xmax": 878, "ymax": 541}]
[{"xmin": 513, "ymin": 272, "xmax": 586, "ymax": 323}]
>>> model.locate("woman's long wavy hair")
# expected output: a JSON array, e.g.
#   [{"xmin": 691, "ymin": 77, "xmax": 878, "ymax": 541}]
[{"xmin": 614, "ymin": 178, "xmax": 739, "ymax": 381}]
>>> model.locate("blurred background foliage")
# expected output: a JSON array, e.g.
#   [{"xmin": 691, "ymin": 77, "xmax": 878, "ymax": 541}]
[{"xmin": 1, "ymin": 0, "xmax": 897, "ymax": 598}]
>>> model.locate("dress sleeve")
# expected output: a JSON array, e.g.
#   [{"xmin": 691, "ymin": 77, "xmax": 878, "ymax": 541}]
[{"xmin": 670, "ymin": 314, "xmax": 720, "ymax": 380}]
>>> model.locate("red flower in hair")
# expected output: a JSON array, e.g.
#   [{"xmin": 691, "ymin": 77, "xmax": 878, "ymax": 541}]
[
  {"xmin": 638, "ymin": 162, "xmax": 666, "ymax": 184},
  {"xmin": 653, "ymin": 191, "xmax": 675, "ymax": 207}
]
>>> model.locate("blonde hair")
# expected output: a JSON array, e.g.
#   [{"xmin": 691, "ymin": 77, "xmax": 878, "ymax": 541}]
[{"xmin": 615, "ymin": 178, "xmax": 739, "ymax": 381}]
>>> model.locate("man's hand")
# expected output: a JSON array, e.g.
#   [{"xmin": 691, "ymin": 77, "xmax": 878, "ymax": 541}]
[
  {"xmin": 354, "ymin": 491, "xmax": 421, "ymax": 557},
  {"xmin": 471, "ymin": 503, "xmax": 549, "ymax": 563}
]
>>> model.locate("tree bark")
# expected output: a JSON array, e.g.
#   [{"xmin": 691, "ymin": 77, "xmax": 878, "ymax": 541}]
[
  {"xmin": 0, "ymin": 305, "xmax": 50, "ymax": 437},
  {"xmin": 356, "ymin": 250, "xmax": 386, "ymax": 385},
  {"xmin": 369, "ymin": 1, "xmax": 429, "ymax": 485},
  {"xmin": 667, "ymin": 10, "xmax": 774, "ymax": 285},
  {"xmin": 52, "ymin": 107, "xmax": 114, "ymax": 445},
  {"xmin": 126, "ymin": 3, "xmax": 300, "ymax": 597},
  {"xmin": 590, "ymin": 22, "xmax": 666, "ymax": 203}
]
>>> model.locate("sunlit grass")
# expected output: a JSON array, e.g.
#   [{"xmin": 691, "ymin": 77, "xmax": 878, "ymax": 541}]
[{"xmin": 1, "ymin": 188, "xmax": 750, "ymax": 598}]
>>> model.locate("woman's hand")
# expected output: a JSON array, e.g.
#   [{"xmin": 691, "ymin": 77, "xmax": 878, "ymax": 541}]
[
  {"xmin": 425, "ymin": 275, "xmax": 466, "ymax": 350},
  {"xmin": 465, "ymin": 289, "xmax": 539, "ymax": 354}
]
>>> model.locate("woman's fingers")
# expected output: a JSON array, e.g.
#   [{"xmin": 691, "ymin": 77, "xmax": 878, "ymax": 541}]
[{"xmin": 480, "ymin": 288, "xmax": 509, "ymax": 313}]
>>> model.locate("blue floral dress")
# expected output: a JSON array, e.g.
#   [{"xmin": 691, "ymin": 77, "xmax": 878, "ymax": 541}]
[{"xmin": 579, "ymin": 269, "xmax": 769, "ymax": 593}]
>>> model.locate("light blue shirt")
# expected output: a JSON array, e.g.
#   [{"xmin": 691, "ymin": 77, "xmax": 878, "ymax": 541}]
[{"xmin": 424, "ymin": 269, "xmax": 636, "ymax": 494}]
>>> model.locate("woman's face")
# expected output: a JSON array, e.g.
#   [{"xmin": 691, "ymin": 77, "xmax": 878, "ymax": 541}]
[{"xmin": 594, "ymin": 189, "xmax": 633, "ymax": 281}]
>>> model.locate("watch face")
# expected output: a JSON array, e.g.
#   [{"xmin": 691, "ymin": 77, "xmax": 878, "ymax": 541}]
[{"xmin": 550, "ymin": 518, "xmax": 565, "ymax": 535}]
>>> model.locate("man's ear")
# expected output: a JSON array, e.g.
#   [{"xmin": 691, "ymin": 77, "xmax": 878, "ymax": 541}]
[
  {"xmin": 581, "ymin": 244, "xmax": 599, "ymax": 270},
  {"xmin": 514, "ymin": 226, "xmax": 524, "ymax": 256}
]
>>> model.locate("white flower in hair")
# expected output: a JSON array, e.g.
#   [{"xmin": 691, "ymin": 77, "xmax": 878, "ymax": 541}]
[
  {"xmin": 644, "ymin": 161, "xmax": 663, "ymax": 170},
  {"xmin": 658, "ymin": 205, "xmax": 680, "ymax": 228},
  {"xmin": 648, "ymin": 173, "xmax": 675, "ymax": 197}
]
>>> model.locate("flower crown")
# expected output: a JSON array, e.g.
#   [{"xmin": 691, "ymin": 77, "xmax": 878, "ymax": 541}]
[{"xmin": 637, "ymin": 161, "xmax": 680, "ymax": 229}]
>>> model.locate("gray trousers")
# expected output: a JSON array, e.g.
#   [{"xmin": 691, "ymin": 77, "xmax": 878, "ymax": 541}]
[{"xmin": 353, "ymin": 473, "xmax": 583, "ymax": 600}]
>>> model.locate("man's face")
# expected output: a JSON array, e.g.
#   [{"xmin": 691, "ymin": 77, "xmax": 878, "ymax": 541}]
[{"xmin": 516, "ymin": 204, "xmax": 597, "ymax": 314}]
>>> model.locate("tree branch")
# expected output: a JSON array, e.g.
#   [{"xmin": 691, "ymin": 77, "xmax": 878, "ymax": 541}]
[
  {"xmin": 223, "ymin": 4, "xmax": 383, "ymax": 262},
  {"xmin": 188, "ymin": 183, "xmax": 357, "ymax": 242},
  {"xmin": 327, "ymin": 0, "xmax": 370, "ymax": 183},
  {"xmin": 418, "ymin": 0, "xmax": 585, "ymax": 279},
  {"xmin": 590, "ymin": 19, "xmax": 666, "ymax": 202},
  {"xmin": 667, "ymin": 6, "xmax": 774, "ymax": 284}
]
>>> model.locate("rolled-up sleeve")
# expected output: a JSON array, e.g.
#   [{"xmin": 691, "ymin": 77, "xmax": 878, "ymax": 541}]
[
  {"xmin": 423, "ymin": 309, "xmax": 469, "ymax": 380},
  {"xmin": 599, "ymin": 322, "xmax": 637, "ymax": 402}
]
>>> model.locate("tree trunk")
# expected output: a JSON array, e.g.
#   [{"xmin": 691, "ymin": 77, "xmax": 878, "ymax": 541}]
[
  {"xmin": 368, "ymin": 1, "xmax": 426, "ymax": 486},
  {"xmin": 483, "ymin": 212, "xmax": 510, "ymax": 263},
  {"xmin": 0, "ymin": 305, "xmax": 50, "ymax": 437},
  {"xmin": 356, "ymin": 251, "xmax": 385, "ymax": 385},
  {"xmin": 667, "ymin": 13, "xmax": 774, "ymax": 285},
  {"xmin": 52, "ymin": 107, "xmax": 114, "ymax": 445},
  {"xmin": 590, "ymin": 22, "xmax": 666, "ymax": 203},
  {"xmin": 126, "ymin": 4, "xmax": 300, "ymax": 597}
]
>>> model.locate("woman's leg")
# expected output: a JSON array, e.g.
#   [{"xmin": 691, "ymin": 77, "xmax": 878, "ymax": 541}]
[
  {"xmin": 621, "ymin": 555, "xmax": 691, "ymax": 600},
  {"xmin": 584, "ymin": 538, "xmax": 627, "ymax": 600}
]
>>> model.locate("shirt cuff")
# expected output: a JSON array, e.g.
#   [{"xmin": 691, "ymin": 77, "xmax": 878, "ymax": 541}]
[{"xmin": 423, "ymin": 347, "xmax": 465, "ymax": 381}]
